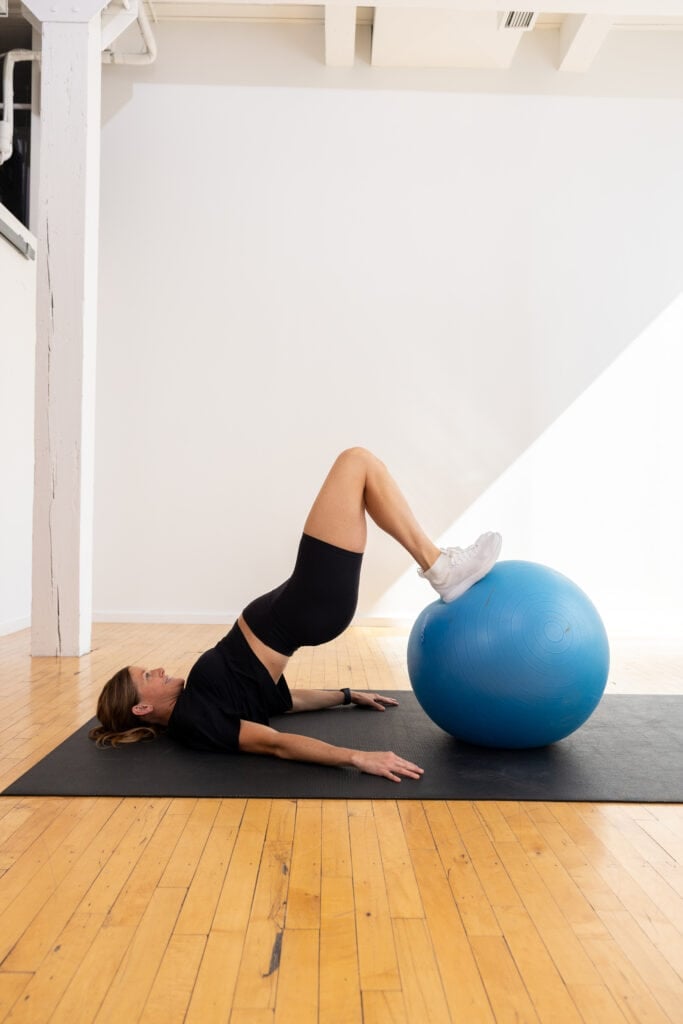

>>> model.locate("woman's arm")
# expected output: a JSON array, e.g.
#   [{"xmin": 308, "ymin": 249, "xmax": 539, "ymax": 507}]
[
  {"xmin": 238, "ymin": 720, "xmax": 423, "ymax": 783},
  {"xmin": 287, "ymin": 689, "xmax": 399, "ymax": 713}
]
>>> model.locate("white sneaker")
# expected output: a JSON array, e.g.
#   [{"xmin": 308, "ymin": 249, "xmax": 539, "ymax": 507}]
[{"xmin": 418, "ymin": 532, "xmax": 502, "ymax": 603}]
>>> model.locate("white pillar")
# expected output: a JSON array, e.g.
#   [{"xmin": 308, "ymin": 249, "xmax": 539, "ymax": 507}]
[{"xmin": 22, "ymin": 0, "xmax": 108, "ymax": 655}]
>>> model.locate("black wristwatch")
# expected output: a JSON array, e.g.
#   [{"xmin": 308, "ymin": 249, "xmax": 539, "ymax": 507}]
[{"xmin": 340, "ymin": 687, "xmax": 352, "ymax": 705}]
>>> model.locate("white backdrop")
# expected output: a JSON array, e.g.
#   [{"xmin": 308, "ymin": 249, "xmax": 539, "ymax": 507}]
[{"xmin": 88, "ymin": 21, "xmax": 683, "ymax": 635}]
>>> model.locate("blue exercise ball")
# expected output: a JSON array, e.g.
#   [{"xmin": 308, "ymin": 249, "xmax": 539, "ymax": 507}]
[{"xmin": 407, "ymin": 560, "xmax": 610, "ymax": 748}]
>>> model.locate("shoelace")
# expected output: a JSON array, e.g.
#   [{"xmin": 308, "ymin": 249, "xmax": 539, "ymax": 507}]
[{"xmin": 444, "ymin": 544, "xmax": 477, "ymax": 566}]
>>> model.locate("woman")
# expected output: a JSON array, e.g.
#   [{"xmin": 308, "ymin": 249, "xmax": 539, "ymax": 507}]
[{"xmin": 90, "ymin": 448, "xmax": 501, "ymax": 782}]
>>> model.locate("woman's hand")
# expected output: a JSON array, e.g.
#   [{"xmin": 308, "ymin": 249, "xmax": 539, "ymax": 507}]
[
  {"xmin": 350, "ymin": 749, "xmax": 424, "ymax": 782},
  {"xmin": 350, "ymin": 691, "xmax": 399, "ymax": 711}
]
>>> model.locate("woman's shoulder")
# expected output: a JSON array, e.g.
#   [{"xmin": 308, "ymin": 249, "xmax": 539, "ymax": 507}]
[
  {"xmin": 185, "ymin": 646, "xmax": 227, "ymax": 689},
  {"xmin": 167, "ymin": 682, "xmax": 241, "ymax": 752}
]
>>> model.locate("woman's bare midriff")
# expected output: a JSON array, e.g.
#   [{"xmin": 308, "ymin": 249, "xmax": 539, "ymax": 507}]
[{"xmin": 237, "ymin": 615, "xmax": 291, "ymax": 684}]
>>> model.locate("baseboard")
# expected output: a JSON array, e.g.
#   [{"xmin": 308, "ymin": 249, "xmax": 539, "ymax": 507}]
[
  {"xmin": 92, "ymin": 611, "xmax": 413, "ymax": 629},
  {"xmin": 92, "ymin": 609, "xmax": 683, "ymax": 637},
  {"xmin": 92, "ymin": 611, "xmax": 239, "ymax": 625}
]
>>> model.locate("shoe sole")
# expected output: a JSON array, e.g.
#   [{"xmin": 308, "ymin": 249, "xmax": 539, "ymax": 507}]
[{"xmin": 440, "ymin": 534, "xmax": 503, "ymax": 603}]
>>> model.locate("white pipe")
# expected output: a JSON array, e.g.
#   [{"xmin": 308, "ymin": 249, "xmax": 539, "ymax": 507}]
[
  {"xmin": 0, "ymin": 50, "xmax": 40, "ymax": 167},
  {"xmin": 0, "ymin": 1, "xmax": 157, "ymax": 167},
  {"xmin": 102, "ymin": 1, "xmax": 157, "ymax": 65}
]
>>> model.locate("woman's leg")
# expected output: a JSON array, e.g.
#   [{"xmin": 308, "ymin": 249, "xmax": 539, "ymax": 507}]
[
  {"xmin": 304, "ymin": 447, "xmax": 502, "ymax": 602},
  {"xmin": 240, "ymin": 448, "xmax": 439, "ymax": 681},
  {"xmin": 303, "ymin": 447, "xmax": 441, "ymax": 571}
]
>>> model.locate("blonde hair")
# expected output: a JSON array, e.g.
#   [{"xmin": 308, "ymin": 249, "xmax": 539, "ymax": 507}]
[{"xmin": 89, "ymin": 667, "xmax": 161, "ymax": 747}]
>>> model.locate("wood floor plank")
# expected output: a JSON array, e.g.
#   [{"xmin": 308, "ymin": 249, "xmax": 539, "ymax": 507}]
[
  {"xmin": 581, "ymin": 935, "xmax": 674, "ymax": 1024},
  {"xmin": 396, "ymin": 800, "xmax": 435, "ymax": 851},
  {"xmin": 157, "ymin": 798, "xmax": 221, "ymax": 889},
  {"xmin": 0, "ymin": 798, "xmax": 102, "ymax": 915},
  {"xmin": 230, "ymin": 1012, "xmax": 275, "ymax": 1024},
  {"xmin": 391, "ymin": 917, "xmax": 452, "ymax": 1024},
  {"xmin": 0, "ymin": 798, "xmax": 123, "ymax": 968},
  {"xmin": 493, "ymin": 839, "xmax": 604, "ymax": 989},
  {"xmin": 174, "ymin": 824, "xmax": 239, "ymax": 936},
  {"xmin": 232, "ymin": 835, "xmax": 292, "ymax": 1012},
  {"xmin": 361, "ymin": 990, "xmax": 409, "ymax": 1024},
  {"xmin": 371, "ymin": 801, "xmax": 424, "ymax": 919},
  {"xmin": 273, "ymin": 928, "xmax": 318, "ymax": 1024},
  {"xmin": 139, "ymin": 933, "xmax": 206, "ymax": 1024},
  {"xmin": 185, "ymin": 931, "xmax": 245, "ymax": 1024},
  {"xmin": 49, "ymin": 923, "xmax": 137, "ymax": 1024},
  {"xmin": 425, "ymin": 801, "xmax": 501, "ymax": 938},
  {"xmin": 106, "ymin": 804, "xmax": 190, "ymax": 929},
  {"xmin": 286, "ymin": 800, "xmax": 322, "ymax": 930},
  {"xmin": 595, "ymin": 909, "xmax": 683, "ymax": 1023},
  {"xmin": 0, "ymin": 798, "xmax": 69, "ymax": 876},
  {"xmin": 347, "ymin": 801, "xmax": 400, "ymax": 992},
  {"xmin": 471, "ymin": 933, "xmax": 541, "ymax": 1024},
  {"xmin": 505, "ymin": 807, "xmax": 609, "ymax": 938},
  {"xmin": 410, "ymin": 845, "xmax": 496, "ymax": 1024},
  {"xmin": 321, "ymin": 799, "xmax": 351, "ymax": 878},
  {"xmin": 319, "ymin": 875, "xmax": 362, "ymax": 1024},
  {"xmin": 1, "ymin": 912, "xmax": 105, "ymax": 1024},
  {"xmin": 567, "ymin": 983, "xmax": 630, "ymax": 1024},
  {"xmin": 212, "ymin": 800, "xmax": 272, "ymax": 934},
  {"xmin": 495, "ymin": 904, "xmax": 584, "ymax": 1024},
  {"xmin": 0, "ymin": 973, "xmax": 32, "ymax": 1021},
  {"xmin": 93, "ymin": 887, "xmax": 186, "ymax": 1024},
  {"xmin": 549, "ymin": 804, "xmax": 683, "ymax": 973}
]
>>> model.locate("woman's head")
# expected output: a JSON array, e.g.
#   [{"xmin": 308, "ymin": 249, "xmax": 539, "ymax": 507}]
[
  {"xmin": 89, "ymin": 663, "xmax": 169, "ymax": 745},
  {"xmin": 89, "ymin": 665, "xmax": 182, "ymax": 747}
]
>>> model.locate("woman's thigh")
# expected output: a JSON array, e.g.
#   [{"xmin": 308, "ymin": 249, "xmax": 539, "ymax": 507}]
[{"xmin": 302, "ymin": 448, "xmax": 368, "ymax": 554}]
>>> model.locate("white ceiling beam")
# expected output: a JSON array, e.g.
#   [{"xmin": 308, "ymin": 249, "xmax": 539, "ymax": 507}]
[
  {"xmin": 324, "ymin": 5, "xmax": 356, "ymax": 66},
  {"xmin": 559, "ymin": 13, "xmax": 613, "ymax": 71},
  {"xmin": 101, "ymin": 0, "xmax": 140, "ymax": 50},
  {"xmin": 372, "ymin": 9, "xmax": 525, "ymax": 68},
  {"xmin": 140, "ymin": 0, "xmax": 683, "ymax": 14}
]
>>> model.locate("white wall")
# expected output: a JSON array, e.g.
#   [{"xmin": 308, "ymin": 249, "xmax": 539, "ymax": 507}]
[
  {"xmin": 0, "ymin": 204, "xmax": 36, "ymax": 635},
  {"xmin": 94, "ymin": 22, "xmax": 683, "ymax": 633}
]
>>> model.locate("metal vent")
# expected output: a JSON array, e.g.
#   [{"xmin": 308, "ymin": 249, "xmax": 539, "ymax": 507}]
[{"xmin": 500, "ymin": 11, "xmax": 538, "ymax": 31}]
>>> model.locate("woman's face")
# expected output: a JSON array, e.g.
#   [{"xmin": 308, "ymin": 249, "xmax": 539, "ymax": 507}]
[{"xmin": 128, "ymin": 666, "xmax": 185, "ymax": 706}]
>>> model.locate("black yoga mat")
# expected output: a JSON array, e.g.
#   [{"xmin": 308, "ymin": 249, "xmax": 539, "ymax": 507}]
[{"xmin": 3, "ymin": 694, "xmax": 682, "ymax": 802}]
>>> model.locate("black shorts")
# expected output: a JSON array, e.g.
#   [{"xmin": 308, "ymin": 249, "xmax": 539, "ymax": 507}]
[{"xmin": 241, "ymin": 533, "xmax": 363, "ymax": 656}]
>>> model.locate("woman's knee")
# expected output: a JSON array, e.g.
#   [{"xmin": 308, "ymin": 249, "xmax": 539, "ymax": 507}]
[{"xmin": 335, "ymin": 446, "xmax": 382, "ymax": 473}]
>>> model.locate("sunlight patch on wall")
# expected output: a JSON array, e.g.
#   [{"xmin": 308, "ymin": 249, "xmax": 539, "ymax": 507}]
[{"xmin": 374, "ymin": 293, "xmax": 683, "ymax": 638}]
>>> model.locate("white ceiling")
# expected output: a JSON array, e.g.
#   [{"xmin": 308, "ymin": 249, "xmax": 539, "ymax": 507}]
[
  {"xmin": 5, "ymin": 1, "xmax": 683, "ymax": 71},
  {"xmin": 134, "ymin": 1, "xmax": 683, "ymax": 70}
]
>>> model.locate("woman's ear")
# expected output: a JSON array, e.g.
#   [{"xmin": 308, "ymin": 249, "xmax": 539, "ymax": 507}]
[{"xmin": 132, "ymin": 703, "xmax": 153, "ymax": 718}]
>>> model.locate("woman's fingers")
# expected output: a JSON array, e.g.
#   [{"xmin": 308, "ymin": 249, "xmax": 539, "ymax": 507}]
[
  {"xmin": 354, "ymin": 750, "xmax": 424, "ymax": 781},
  {"xmin": 373, "ymin": 694, "xmax": 399, "ymax": 708},
  {"xmin": 353, "ymin": 692, "xmax": 399, "ymax": 710}
]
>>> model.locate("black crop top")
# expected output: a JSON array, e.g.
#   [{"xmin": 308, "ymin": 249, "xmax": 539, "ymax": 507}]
[{"xmin": 166, "ymin": 622, "xmax": 292, "ymax": 753}]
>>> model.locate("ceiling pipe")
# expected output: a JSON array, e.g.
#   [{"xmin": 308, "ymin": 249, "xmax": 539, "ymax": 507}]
[
  {"xmin": 0, "ymin": 49, "xmax": 40, "ymax": 166},
  {"xmin": 0, "ymin": 2, "xmax": 156, "ymax": 165}
]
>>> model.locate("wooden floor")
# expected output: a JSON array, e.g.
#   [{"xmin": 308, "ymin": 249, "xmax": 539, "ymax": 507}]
[{"xmin": 0, "ymin": 622, "xmax": 681, "ymax": 1024}]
